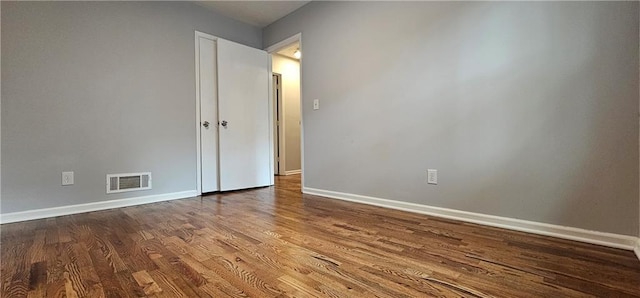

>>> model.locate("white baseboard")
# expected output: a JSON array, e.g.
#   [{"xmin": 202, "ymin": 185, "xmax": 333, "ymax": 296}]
[
  {"xmin": 285, "ymin": 169, "xmax": 301, "ymax": 175},
  {"xmin": 634, "ymin": 239, "xmax": 640, "ymax": 261},
  {"xmin": 0, "ymin": 190, "xmax": 198, "ymax": 224},
  {"xmin": 303, "ymin": 187, "xmax": 639, "ymax": 251}
]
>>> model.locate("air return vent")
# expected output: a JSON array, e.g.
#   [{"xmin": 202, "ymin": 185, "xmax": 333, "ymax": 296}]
[{"xmin": 106, "ymin": 172, "xmax": 152, "ymax": 194}]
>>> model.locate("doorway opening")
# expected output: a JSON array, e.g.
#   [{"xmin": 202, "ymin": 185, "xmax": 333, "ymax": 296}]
[
  {"xmin": 273, "ymin": 73, "xmax": 283, "ymax": 175},
  {"xmin": 269, "ymin": 39, "xmax": 302, "ymax": 178}
]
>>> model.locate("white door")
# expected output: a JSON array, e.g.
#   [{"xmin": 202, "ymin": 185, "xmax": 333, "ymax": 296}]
[
  {"xmin": 217, "ymin": 39, "xmax": 271, "ymax": 191},
  {"xmin": 198, "ymin": 36, "xmax": 219, "ymax": 192}
]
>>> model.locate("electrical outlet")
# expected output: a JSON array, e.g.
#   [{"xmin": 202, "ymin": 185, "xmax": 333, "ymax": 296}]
[
  {"xmin": 62, "ymin": 171, "xmax": 74, "ymax": 186},
  {"xmin": 427, "ymin": 169, "xmax": 437, "ymax": 184}
]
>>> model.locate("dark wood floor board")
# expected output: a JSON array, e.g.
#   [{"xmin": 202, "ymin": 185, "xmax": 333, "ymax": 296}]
[
  {"xmin": 67, "ymin": 243, "xmax": 102, "ymax": 295},
  {"xmin": 459, "ymin": 261, "xmax": 585, "ymax": 298},
  {"xmin": 273, "ymin": 226, "xmax": 457, "ymax": 282},
  {"xmin": 506, "ymin": 237, "xmax": 639, "ymax": 272},
  {"xmin": 200, "ymin": 256, "xmax": 280, "ymax": 297},
  {"xmin": 146, "ymin": 269, "xmax": 188, "ymax": 298},
  {"xmin": 277, "ymin": 273, "xmax": 325, "ymax": 298},
  {"xmin": 216, "ymin": 245, "xmax": 285, "ymax": 288},
  {"xmin": 3, "ymin": 242, "xmax": 30, "ymax": 297},
  {"xmin": 87, "ymin": 247, "xmax": 128, "ymax": 298},
  {"xmin": 306, "ymin": 271, "xmax": 367, "ymax": 298},
  {"xmin": 41, "ymin": 277, "xmax": 66, "ymax": 298},
  {"xmin": 150, "ymin": 256, "xmax": 215, "ymax": 298},
  {"xmin": 358, "ymin": 264, "xmax": 480, "ymax": 298},
  {"xmin": 2, "ymin": 174, "xmax": 640, "ymax": 297},
  {"xmin": 114, "ymin": 269, "xmax": 147, "ymax": 297}
]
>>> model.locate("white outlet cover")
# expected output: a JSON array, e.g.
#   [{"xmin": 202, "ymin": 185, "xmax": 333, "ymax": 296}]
[
  {"xmin": 62, "ymin": 171, "xmax": 74, "ymax": 186},
  {"xmin": 313, "ymin": 99, "xmax": 319, "ymax": 110}
]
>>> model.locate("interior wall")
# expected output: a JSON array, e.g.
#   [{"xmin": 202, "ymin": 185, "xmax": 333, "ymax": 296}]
[
  {"xmin": 272, "ymin": 54, "xmax": 301, "ymax": 172},
  {"xmin": 263, "ymin": 1, "xmax": 640, "ymax": 236},
  {"xmin": 1, "ymin": 1, "xmax": 262, "ymax": 213}
]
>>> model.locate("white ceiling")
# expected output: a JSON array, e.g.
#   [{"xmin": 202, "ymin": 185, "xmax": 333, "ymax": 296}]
[
  {"xmin": 195, "ymin": 1, "xmax": 310, "ymax": 28},
  {"xmin": 276, "ymin": 41, "xmax": 300, "ymax": 60}
]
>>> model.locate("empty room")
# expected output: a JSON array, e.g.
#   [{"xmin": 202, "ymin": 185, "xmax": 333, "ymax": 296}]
[{"xmin": 2, "ymin": 1, "xmax": 640, "ymax": 297}]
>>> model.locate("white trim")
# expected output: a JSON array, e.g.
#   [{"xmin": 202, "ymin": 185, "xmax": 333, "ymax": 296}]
[
  {"xmin": 268, "ymin": 58, "xmax": 275, "ymax": 185},
  {"xmin": 303, "ymin": 187, "xmax": 639, "ymax": 251},
  {"xmin": 265, "ymin": 33, "xmax": 302, "ymax": 53},
  {"xmin": 285, "ymin": 169, "xmax": 302, "ymax": 175},
  {"xmin": 634, "ymin": 239, "xmax": 640, "ymax": 261},
  {"xmin": 0, "ymin": 190, "xmax": 198, "ymax": 224},
  {"xmin": 194, "ymin": 31, "xmax": 203, "ymax": 194},
  {"xmin": 299, "ymin": 35, "xmax": 304, "ymax": 189}
]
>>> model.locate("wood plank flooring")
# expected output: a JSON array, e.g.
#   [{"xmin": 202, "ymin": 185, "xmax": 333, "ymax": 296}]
[{"xmin": 2, "ymin": 174, "xmax": 640, "ymax": 297}]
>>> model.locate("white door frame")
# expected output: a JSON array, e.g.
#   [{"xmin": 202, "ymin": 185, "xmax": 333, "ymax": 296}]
[
  {"xmin": 195, "ymin": 30, "xmax": 275, "ymax": 195},
  {"xmin": 265, "ymin": 33, "xmax": 304, "ymax": 186}
]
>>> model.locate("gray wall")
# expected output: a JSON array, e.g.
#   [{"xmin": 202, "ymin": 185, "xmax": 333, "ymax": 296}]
[
  {"xmin": 1, "ymin": 1, "xmax": 261, "ymax": 213},
  {"xmin": 264, "ymin": 2, "xmax": 640, "ymax": 236}
]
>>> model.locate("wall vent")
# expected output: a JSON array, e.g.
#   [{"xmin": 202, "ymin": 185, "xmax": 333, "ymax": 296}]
[{"xmin": 106, "ymin": 172, "xmax": 152, "ymax": 194}]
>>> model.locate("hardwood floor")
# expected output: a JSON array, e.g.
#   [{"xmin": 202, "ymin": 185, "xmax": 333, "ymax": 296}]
[{"xmin": 2, "ymin": 174, "xmax": 639, "ymax": 297}]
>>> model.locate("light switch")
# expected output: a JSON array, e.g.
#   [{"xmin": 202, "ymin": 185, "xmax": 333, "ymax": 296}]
[
  {"xmin": 427, "ymin": 169, "xmax": 437, "ymax": 185},
  {"xmin": 313, "ymin": 99, "xmax": 319, "ymax": 110}
]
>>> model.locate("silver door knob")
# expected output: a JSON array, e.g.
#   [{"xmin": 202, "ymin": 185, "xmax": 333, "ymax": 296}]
[
  {"xmin": 202, "ymin": 121, "xmax": 210, "ymax": 128},
  {"xmin": 221, "ymin": 120, "xmax": 228, "ymax": 127}
]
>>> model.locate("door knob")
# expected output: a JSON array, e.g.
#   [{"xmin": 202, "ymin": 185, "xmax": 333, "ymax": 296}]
[
  {"xmin": 202, "ymin": 121, "xmax": 210, "ymax": 128},
  {"xmin": 221, "ymin": 120, "xmax": 228, "ymax": 127}
]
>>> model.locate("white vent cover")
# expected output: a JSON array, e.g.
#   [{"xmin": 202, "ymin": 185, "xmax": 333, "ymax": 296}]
[{"xmin": 106, "ymin": 172, "xmax": 152, "ymax": 194}]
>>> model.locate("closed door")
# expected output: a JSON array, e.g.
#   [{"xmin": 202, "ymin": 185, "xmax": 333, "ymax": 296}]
[
  {"xmin": 198, "ymin": 36, "xmax": 219, "ymax": 193},
  {"xmin": 217, "ymin": 39, "xmax": 271, "ymax": 191}
]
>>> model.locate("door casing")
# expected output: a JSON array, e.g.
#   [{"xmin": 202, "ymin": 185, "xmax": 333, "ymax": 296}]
[{"xmin": 265, "ymin": 33, "xmax": 304, "ymax": 187}]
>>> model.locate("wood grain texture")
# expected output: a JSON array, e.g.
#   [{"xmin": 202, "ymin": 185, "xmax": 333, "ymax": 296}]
[{"xmin": 2, "ymin": 174, "xmax": 639, "ymax": 297}]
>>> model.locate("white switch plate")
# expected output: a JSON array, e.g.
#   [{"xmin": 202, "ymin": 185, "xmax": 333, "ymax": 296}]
[
  {"xmin": 62, "ymin": 171, "xmax": 74, "ymax": 186},
  {"xmin": 313, "ymin": 99, "xmax": 319, "ymax": 110},
  {"xmin": 427, "ymin": 169, "xmax": 437, "ymax": 184}
]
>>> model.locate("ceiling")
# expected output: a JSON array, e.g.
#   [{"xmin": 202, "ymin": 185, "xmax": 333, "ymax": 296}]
[
  {"xmin": 276, "ymin": 41, "xmax": 300, "ymax": 60},
  {"xmin": 195, "ymin": 1, "xmax": 310, "ymax": 28}
]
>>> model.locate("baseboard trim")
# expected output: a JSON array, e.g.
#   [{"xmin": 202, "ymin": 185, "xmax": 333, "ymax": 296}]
[
  {"xmin": 0, "ymin": 190, "xmax": 198, "ymax": 224},
  {"xmin": 285, "ymin": 169, "xmax": 302, "ymax": 175},
  {"xmin": 303, "ymin": 187, "xmax": 638, "ymax": 251},
  {"xmin": 634, "ymin": 239, "xmax": 640, "ymax": 261}
]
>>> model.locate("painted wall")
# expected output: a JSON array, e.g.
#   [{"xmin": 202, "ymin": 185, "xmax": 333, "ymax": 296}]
[
  {"xmin": 272, "ymin": 54, "xmax": 301, "ymax": 172},
  {"xmin": 264, "ymin": 1, "xmax": 640, "ymax": 236},
  {"xmin": 1, "ymin": 1, "xmax": 262, "ymax": 213}
]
